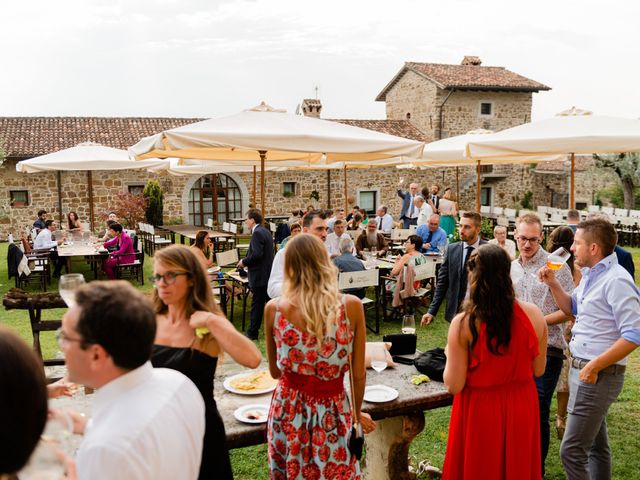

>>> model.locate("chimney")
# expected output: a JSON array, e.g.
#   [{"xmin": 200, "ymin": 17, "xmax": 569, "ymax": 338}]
[
  {"xmin": 461, "ymin": 56, "xmax": 482, "ymax": 66},
  {"xmin": 301, "ymin": 98, "xmax": 322, "ymax": 118}
]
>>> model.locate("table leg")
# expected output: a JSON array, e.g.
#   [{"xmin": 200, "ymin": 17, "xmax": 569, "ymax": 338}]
[{"xmin": 362, "ymin": 412, "xmax": 425, "ymax": 480}]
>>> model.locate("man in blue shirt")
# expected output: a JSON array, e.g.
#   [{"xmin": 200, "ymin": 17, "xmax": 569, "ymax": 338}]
[
  {"xmin": 540, "ymin": 218, "xmax": 640, "ymax": 480},
  {"xmin": 416, "ymin": 214, "xmax": 447, "ymax": 254}
]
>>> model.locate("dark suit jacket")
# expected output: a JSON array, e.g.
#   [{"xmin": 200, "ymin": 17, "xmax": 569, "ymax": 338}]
[
  {"xmin": 615, "ymin": 245, "xmax": 635, "ymax": 280},
  {"xmin": 428, "ymin": 239, "xmax": 488, "ymax": 322},
  {"xmin": 242, "ymin": 225, "xmax": 274, "ymax": 289},
  {"xmin": 397, "ymin": 190, "xmax": 413, "ymax": 219}
]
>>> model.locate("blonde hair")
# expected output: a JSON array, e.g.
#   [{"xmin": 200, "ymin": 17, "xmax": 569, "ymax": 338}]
[{"xmin": 282, "ymin": 235, "xmax": 342, "ymax": 345}]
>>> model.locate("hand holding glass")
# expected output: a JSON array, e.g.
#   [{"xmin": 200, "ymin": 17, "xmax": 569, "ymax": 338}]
[{"xmin": 546, "ymin": 247, "xmax": 571, "ymax": 270}]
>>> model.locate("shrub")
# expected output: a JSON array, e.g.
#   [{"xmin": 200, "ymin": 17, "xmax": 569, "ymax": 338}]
[
  {"xmin": 98, "ymin": 192, "xmax": 147, "ymax": 229},
  {"xmin": 143, "ymin": 180, "xmax": 164, "ymax": 226}
]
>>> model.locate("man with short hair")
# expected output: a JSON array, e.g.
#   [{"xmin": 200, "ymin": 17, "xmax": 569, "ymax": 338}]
[
  {"xmin": 587, "ymin": 212, "xmax": 635, "ymax": 280},
  {"xmin": 423, "ymin": 184, "xmax": 441, "ymax": 212},
  {"xmin": 33, "ymin": 209, "xmax": 48, "ymax": 233},
  {"xmin": 422, "ymin": 212, "xmax": 487, "ymax": 325},
  {"xmin": 566, "ymin": 209, "xmax": 581, "ymax": 233},
  {"xmin": 512, "ymin": 213, "xmax": 575, "ymax": 474},
  {"xmin": 327, "ymin": 208, "xmax": 345, "ymax": 233},
  {"xmin": 489, "ymin": 225, "xmax": 516, "ymax": 260},
  {"xmin": 397, "ymin": 182, "xmax": 420, "ymax": 228},
  {"xmin": 101, "ymin": 212, "xmax": 119, "ymax": 242},
  {"xmin": 540, "ymin": 218, "xmax": 640, "ymax": 480},
  {"xmin": 333, "ymin": 237, "xmax": 366, "ymax": 299},
  {"xmin": 268, "ymin": 210, "xmax": 328, "ymax": 298},
  {"xmin": 416, "ymin": 214, "xmax": 447, "ymax": 253},
  {"xmin": 374, "ymin": 205, "xmax": 394, "ymax": 234},
  {"xmin": 60, "ymin": 281, "xmax": 205, "ymax": 480},
  {"xmin": 33, "ymin": 220, "xmax": 66, "ymax": 277},
  {"xmin": 355, "ymin": 220, "xmax": 388, "ymax": 258},
  {"xmin": 414, "ymin": 196, "xmax": 433, "ymax": 227},
  {"xmin": 346, "ymin": 205, "xmax": 360, "ymax": 222},
  {"xmin": 237, "ymin": 209, "xmax": 274, "ymax": 340},
  {"xmin": 326, "ymin": 219, "xmax": 352, "ymax": 258}
]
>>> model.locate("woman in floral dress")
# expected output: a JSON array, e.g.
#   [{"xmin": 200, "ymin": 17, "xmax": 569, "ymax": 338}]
[{"xmin": 264, "ymin": 235, "xmax": 376, "ymax": 480}]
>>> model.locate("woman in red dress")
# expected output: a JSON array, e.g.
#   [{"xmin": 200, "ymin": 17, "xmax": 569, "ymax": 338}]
[{"xmin": 443, "ymin": 244, "xmax": 548, "ymax": 480}]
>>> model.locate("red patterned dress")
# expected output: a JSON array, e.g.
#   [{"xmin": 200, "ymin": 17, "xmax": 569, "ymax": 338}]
[{"xmin": 267, "ymin": 305, "xmax": 361, "ymax": 480}]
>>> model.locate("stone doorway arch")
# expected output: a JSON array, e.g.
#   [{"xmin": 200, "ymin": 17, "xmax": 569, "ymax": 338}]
[{"xmin": 181, "ymin": 173, "xmax": 249, "ymax": 226}]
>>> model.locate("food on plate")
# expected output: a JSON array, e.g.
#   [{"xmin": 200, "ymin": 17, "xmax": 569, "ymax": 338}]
[
  {"xmin": 230, "ymin": 370, "xmax": 278, "ymax": 391},
  {"xmin": 245, "ymin": 409, "xmax": 266, "ymax": 421}
]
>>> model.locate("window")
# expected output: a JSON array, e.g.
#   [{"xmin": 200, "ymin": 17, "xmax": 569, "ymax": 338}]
[
  {"xmin": 10, "ymin": 190, "xmax": 28, "ymax": 207},
  {"xmin": 575, "ymin": 202, "xmax": 587, "ymax": 210},
  {"xmin": 188, "ymin": 174, "xmax": 242, "ymax": 226},
  {"xmin": 283, "ymin": 182, "xmax": 296, "ymax": 196},
  {"xmin": 480, "ymin": 187, "xmax": 492, "ymax": 207},
  {"xmin": 128, "ymin": 185, "xmax": 145, "ymax": 196},
  {"xmin": 479, "ymin": 102, "xmax": 493, "ymax": 117},
  {"xmin": 479, "ymin": 164, "xmax": 493, "ymax": 174},
  {"xmin": 358, "ymin": 190, "xmax": 378, "ymax": 214}
]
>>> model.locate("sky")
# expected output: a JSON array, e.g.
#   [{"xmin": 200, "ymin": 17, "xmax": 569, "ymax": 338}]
[{"xmin": 1, "ymin": 0, "xmax": 639, "ymax": 121}]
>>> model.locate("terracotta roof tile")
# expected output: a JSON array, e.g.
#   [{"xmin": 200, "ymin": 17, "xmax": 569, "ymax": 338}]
[{"xmin": 329, "ymin": 119, "xmax": 430, "ymax": 143}]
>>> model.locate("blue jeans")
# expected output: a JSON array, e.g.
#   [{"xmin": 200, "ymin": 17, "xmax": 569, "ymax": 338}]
[
  {"xmin": 560, "ymin": 366, "xmax": 625, "ymax": 480},
  {"xmin": 534, "ymin": 354, "xmax": 563, "ymax": 475}
]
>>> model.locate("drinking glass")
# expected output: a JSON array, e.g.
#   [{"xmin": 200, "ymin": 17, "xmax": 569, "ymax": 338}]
[
  {"xmin": 437, "ymin": 242, "xmax": 447, "ymax": 256},
  {"xmin": 402, "ymin": 314, "xmax": 416, "ymax": 334},
  {"xmin": 59, "ymin": 274, "xmax": 85, "ymax": 308},
  {"xmin": 546, "ymin": 247, "xmax": 571, "ymax": 270},
  {"xmin": 370, "ymin": 344, "xmax": 388, "ymax": 373},
  {"xmin": 371, "ymin": 246, "xmax": 377, "ymax": 258}
]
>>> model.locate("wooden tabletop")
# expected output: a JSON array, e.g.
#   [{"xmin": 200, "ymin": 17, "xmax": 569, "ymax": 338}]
[
  {"xmin": 163, "ymin": 224, "xmax": 233, "ymax": 239},
  {"xmin": 56, "ymin": 243, "xmax": 108, "ymax": 257}
]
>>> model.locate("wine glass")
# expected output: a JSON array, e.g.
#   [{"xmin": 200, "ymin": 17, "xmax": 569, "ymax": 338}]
[
  {"xmin": 371, "ymin": 246, "xmax": 377, "ymax": 258},
  {"xmin": 370, "ymin": 344, "xmax": 388, "ymax": 373},
  {"xmin": 402, "ymin": 314, "xmax": 416, "ymax": 334},
  {"xmin": 59, "ymin": 274, "xmax": 85, "ymax": 308},
  {"xmin": 547, "ymin": 247, "xmax": 571, "ymax": 270}
]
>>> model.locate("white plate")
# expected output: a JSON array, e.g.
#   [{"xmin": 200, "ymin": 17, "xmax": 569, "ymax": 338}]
[
  {"xmin": 363, "ymin": 385, "xmax": 399, "ymax": 403},
  {"xmin": 208, "ymin": 266, "xmax": 221, "ymax": 274},
  {"xmin": 223, "ymin": 371, "xmax": 278, "ymax": 395},
  {"xmin": 234, "ymin": 404, "xmax": 270, "ymax": 424}
]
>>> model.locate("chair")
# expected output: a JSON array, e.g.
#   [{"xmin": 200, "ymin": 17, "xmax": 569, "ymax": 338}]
[
  {"xmin": 230, "ymin": 223, "xmax": 251, "ymax": 255},
  {"xmin": 386, "ymin": 261, "xmax": 437, "ymax": 318},
  {"xmin": 114, "ymin": 239, "xmax": 144, "ymax": 285},
  {"xmin": 587, "ymin": 205, "xmax": 601, "ymax": 213},
  {"xmin": 207, "ymin": 218, "xmax": 214, "ymax": 229},
  {"xmin": 496, "ymin": 216, "xmax": 509, "ymax": 227},
  {"xmin": 480, "ymin": 205, "xmax": 491, "ymax": 214},
  {"xmin": 338, "ymin": 269, "xmax": 380, "ymax": 334},
  {"xmin": 615, "ymin": 208, "xmax": 629, "ymax": 217},
  {"xmin": 10, "ymin": 245, "xmax": 50, "ymax": 292},
  {"xmin": 492, "ymin": 206, "xmax": 504, "ymax": 216},
  {"xmin": 503, "ymin": 208, "xmax": 517, "ymax": 219},
  {"xmin": 216, "ymin": 248, "xmax": 239, "ymax": 267},
  {"xmin": 390, "ymin": 229, "xmax": 412, "ymax": 242},
  {"xmin": 601, "ymin": 206, "xmax": 615, "ymax": 216},
  {"xmin": 147, "ymin": 225, "xmax": 172, "ymax": 255}
]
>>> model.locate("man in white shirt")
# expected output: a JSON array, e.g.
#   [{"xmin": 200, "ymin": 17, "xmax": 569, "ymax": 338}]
[
  {"xmin": 33, "ymin": 219, "xmax": 66, "ymax": 277},
  {"xmin": 414, "ymin": 196, "xmax": 433, "ymax": 227},
  {"xmin": 374, "ymin": 205, "xmax": 394, "ymax": 234},
  {"xmin": 326, "ymin": 219, "xmax": 353, "ymax": 258},
  {"xmin": 59, "ymin": 281, "xmax": 205, "ymax": 480},
  {"xmin": 326, "ymin": 208, "xmax": 345, "ymax": 233},
  {"xmin": 268, "ymin": 210, "xmax": 328, "ymax": 298}
]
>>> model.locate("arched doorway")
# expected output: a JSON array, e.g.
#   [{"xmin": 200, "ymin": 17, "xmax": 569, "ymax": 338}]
[{"xmin": 187, "ymin": 174, "xmax": 243, "ymax": 226}]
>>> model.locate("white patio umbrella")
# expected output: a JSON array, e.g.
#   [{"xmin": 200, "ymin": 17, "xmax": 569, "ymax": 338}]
[
  {"xmin": 466, "ymin": 108, "xmax": 640, "ymax": 206},
  {"xmin": 130, "ymin": 102, "xmax": 424, "ymax": 215},
  {"xmin": 17, "ymin": 142, "xmax": 169, "ymax": 229}
]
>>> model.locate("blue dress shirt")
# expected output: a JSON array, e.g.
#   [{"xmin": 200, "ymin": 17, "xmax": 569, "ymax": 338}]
[{"xmin": 415, "ymin": 225, "xmax": 448, "ymax": 253}]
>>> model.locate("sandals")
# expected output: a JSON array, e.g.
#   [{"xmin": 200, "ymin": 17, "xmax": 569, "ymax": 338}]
[{"xmin": 556, "ymin": 414, "xmax": 567, "ymax": 440}]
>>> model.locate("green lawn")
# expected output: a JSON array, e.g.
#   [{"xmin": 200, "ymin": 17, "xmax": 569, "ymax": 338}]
[{"xmin": 2, "ymin": 244, "xmax": 639, "ymax": 479}]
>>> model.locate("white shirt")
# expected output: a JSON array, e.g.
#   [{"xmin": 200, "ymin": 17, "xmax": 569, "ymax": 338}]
[
  {"xmin": 326, "ymin": 232, "xmax": 353, "ymax": 257},
  {"xmin": 375, "ymin": 214, "xmax": 394, "ymax": 234},
  {"xmin": 77, "ymin": 362, "xmax": 205, "ymax": 480},
  {"xmin": 489, "ymin": 238, "xmax": 516, "ymax": 260},
  {"xmin": 33, "ymin": 228, "xmax": 57, "ymax": 250},
  {"xmin": 268, "ymin": 238, "xmax": 329, "ymax": 298},
  {"xmin": 416, "ymin": 204, "xmax": 434, "ymax": 227}
]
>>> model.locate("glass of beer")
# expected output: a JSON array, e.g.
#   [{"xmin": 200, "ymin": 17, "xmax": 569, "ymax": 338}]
[{"xmin": 547, "ymin": 247, "xmax": 571, "ymax": 270}]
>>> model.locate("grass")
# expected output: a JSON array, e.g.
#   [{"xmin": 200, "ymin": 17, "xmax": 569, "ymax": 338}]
[{"xmin": 2, "ymin": 243, "xmax": 639, "ymax": 479}]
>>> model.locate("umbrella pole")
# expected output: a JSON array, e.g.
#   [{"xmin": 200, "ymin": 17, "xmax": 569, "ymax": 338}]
[
  {"xmin": 476, "ymin": 160, "xmax": 481, "ymax": 213},
  {"xmin": 455, "ymin": 167, "xmax": 460, "ymax": 205},
  {"xmin": 570, "ymin": 153, "xmax": 575, "ymax": 208},
  {"xmin": 343, "ymin": 166, "xmax": 348, "ymax": 212},
  {"xmin": 259, "ymin": 151, "xmax": 266, "ymax": 219},
  {"xmin": 87, "ymin": 171, "xmax": 95, "ymax": 232},
  {"xmin": 57, "ymin": 171, "xmax": 63, "ymax": 224},
  {"xmin": 252, "ymin": 166, "xmax": 257, "ymax": 208},
  {"xmin": 327, "ymin": 170, "xmax": 331, "ymax": 209}
]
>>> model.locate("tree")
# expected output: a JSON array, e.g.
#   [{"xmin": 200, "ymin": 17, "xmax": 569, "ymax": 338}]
[
  {"xmin": 99, "ymin": 192, "xmax": 147, "ymax": 229},
  {"xmin": 143, "ymin": 179, "xmax": 164, "ymax": 226},
  {"xmin": 593, "ymin": 152, "xmax": 640, "ymax": 209}
]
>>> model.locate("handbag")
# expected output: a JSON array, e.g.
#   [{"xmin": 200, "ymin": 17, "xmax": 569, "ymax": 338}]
[
  {"xmin": 344, "ymin": 296, "xmax": 364, "ymax": 460},
  {"xmin": 414, "ymin": 347, "xmax": 447, "ymax": 382},
  {"xmin": 382, "ymin": 333, "xmax": 417, "ymax": 356}
]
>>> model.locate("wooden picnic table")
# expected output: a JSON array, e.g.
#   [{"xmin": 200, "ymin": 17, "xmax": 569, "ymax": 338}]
[
  {"xmin": 161, "ymin": 224, "xmax": 233, "ymax": 245},
  {"xmin": 56, "ymin": 243, "xmax": 108, "ymax": 278}
]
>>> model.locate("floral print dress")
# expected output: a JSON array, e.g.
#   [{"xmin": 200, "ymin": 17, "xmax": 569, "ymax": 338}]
[{"xmin": 267, "ymin": 305, "xmax": 361, "ymax": 480}]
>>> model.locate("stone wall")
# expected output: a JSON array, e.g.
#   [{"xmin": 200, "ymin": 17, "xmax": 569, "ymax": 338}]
[{"xmin": 384, "ymin": 70, "xmax": 438, "ymax": 139}]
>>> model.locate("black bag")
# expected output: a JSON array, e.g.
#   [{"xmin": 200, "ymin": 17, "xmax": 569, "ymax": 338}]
[
  {"xmin": 414, "ymin": 347, "xmax": 447, "ymax": 382},
  {"xmin": 382, "ymin": 333, "xmax": 417, "ymax": 356},
  {"xmin": 236, "ymin": 266, "xmax": 248, "ymax": 278},
  {"xmin": 348, "ymin": 423, "xmax": 364, "ymax": 460}
]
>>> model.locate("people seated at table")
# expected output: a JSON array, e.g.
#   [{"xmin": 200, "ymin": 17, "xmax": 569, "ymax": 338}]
[
  {"xmin": 438, "ymin": 188, "xmax": 458, "ymax": 236},
  {"xmin": 346, "ymin": 205, "xmax": 360, "ymax": 222},
  {"xmin": 264, "ymin": 234, "xmax": 375, "ymax": 479},
  {"xmin": 374, "ymin": 205, "xmax": 394, "ymax": 234},
  {"xmin": 489, "ymin": 225, "xmax": 516, "ymax": 260},
  {"xmin": 398, "ymin": 182, "xmax": 420, "ymax": 228},
  {"xmin": 67, "ymin": 211, "xmax": 83, "ymax": 233},
  {"xmin": 416, "ymin": 214, "xmax": 448, "ymax": 254},
  {"xmin": 358, "ymin": 208, "xmax": 369, "ymax": 225},
  {"xmin": 0, "ymin": 326, "xmax": 48, "ymax": 477},
  {"xmin": 33, "ymin": 219, "xmax": 66, "ymax": 277},
  {"xmin": 287, "ymin": 209, "xmax": 303, "ymax": 226},
  {"xmin": 278, "ymin": 221, "xmax": 301, "ymax": 250},
  {"xmin": 355, "ymin": 220, "xmax": 388, "ymax": 258},
  {"xmin": 151, "ymin": 246, "xmax": 261, "ymax": 479},
  {"xmin": 326, "ymin": 219, "xmax": 352, "ymax": 258},
  {"xmin": 58, "ymin": 281, "xmax": 206, "ymax": 480},
  {"xmin": 333, "ymin": 237, "xmax": 366, "ymax": 299},
  {"xmin": 327, "ymin": 208, "xmax": 346, "ymax": 233},
  {"xmin": 33, "ymin": 209, "xmax": 48, "ymax": 234},
  {"xmin": 387, "ymin": 235, "xmax": 427, "ymax": 293},
  {"xmin": 190, "ymin": 230, "xmax": 215, "ymax": 271},
  {"xmin": 101, "ymin": 223, "xmax": 136, "ymax": 280},
  {"xmin": 443, "ymin": 244, "xmax": 546, "ymax": 479},
  {"xmin": 414, "ymin": 195, "xmax": 433, "ymax": 227},
  {"xmin": 100, "ymin": 212, "xmax": 119, "ymax": 242},
  {"xmin": 347, "ymin": 213, "xmax": 363, "ymax": 230}
]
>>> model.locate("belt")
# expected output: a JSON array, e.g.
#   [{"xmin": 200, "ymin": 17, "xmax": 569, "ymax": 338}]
[
  {"xmin": 280, "ymin": 371, "xmax": 344, "ymax": 398},
  {"xmin": 571, "ymin": 357, "xmax": 626, "ymax": 375}
]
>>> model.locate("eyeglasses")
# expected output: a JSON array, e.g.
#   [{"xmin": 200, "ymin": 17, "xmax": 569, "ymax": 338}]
[
  {"xmin": 516, "ymin": 236, "xmax": 541, "ymax": 245},
  {"xmin": 55, "ymin": 328, "xmax": 83, "ymax": 349},
  {"xmin": 150, "ymin": 271, "xmax": 189, "ymax": 285}
]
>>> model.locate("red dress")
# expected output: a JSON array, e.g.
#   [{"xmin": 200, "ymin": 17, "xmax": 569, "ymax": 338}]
[{"xmin": 443, "ymin": 302, "xmax": 541, "ymax": 480}]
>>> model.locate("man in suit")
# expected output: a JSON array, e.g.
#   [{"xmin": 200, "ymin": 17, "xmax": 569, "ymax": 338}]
[
  {"xmin": 397, "ymin": 182, "xmax": 420, "ymax": 228},
  {"xmin": 422, "ymin": 184, "xmax": 441, "ymax": 213},
  {"xmin": 355, "ymin": 220, "xmax": 388, "ymax": 258},
  {"xmin": 421, "ymin": 211, "xmax": 486, "ymax": 325},
  {"xmin": 237, "ymin": 208, "xmax": 274, "ymax": 340},
  {"xmin": 374, "ymin": 205, "xmax": 394, "ymax": 234}
]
